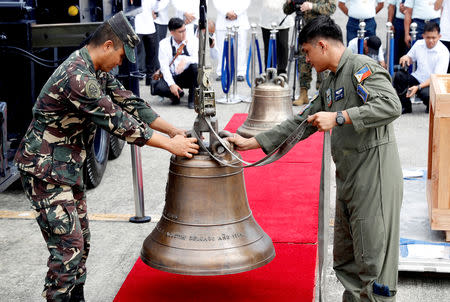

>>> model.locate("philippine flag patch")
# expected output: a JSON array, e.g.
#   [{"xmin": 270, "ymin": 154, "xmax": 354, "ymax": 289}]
[{"xmin": 354, "ymin": 65, "xmax": 372, "ymax": 83}]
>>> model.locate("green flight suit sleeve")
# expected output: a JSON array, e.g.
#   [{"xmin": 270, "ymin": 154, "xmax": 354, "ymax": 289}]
[
  {"xmin": 346, "ymin": 61, "xmax": 402, "ymax": 133},
  {"xmin": 255, "ymin": 93, "xmax": 323, "ymax": 154},
  {"xmin": 105, "ymin": 73, "xmax": 159, "ymax": 125},
  {"xmin": 67, "ymin": 73, "xmax": 153, "ymax": 147}
]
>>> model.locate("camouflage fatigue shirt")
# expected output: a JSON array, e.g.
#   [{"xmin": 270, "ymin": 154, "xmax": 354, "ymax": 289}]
[
  {"xmin": 14, "ymin": 46, "xmax": 158, "ymax": 188},
  {"xmin": 283, "ymin": 0, "xmax": 336, "ymax": 22}
]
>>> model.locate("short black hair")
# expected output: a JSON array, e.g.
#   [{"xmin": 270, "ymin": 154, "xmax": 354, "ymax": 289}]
[
  {"xmin": 88, "ymin": 22, "xmax": 123, "ymax": 49},
  {"xmin": 423, "ymin": 21, "xmax": 440, "ymax": 34},
  {"xmin": 299, "ymin": 15, "xmax": 343, "ymax": 45},
  {"xmin": 168, "ymin": 18, "xmax": 185, "ymax": 31}
]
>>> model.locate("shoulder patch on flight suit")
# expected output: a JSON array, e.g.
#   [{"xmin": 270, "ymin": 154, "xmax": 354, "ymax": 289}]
[
  {"xmin": 85, "ymin": 79, "xmax": 101, "ymax": 99},
  {"xmin": 335, "ymin": 87, "xmax": 344, "ymax": 101},
  {"xmin": 326, "ymin": 88, "xmax": 332, "ymax": 107},
  {"xmin": 354, "ymin": 64, "xmax": 372, "ymax": 83},
  {"xmin": 357, "ymin": 83, "xmax": 369, "ymax": 103}
]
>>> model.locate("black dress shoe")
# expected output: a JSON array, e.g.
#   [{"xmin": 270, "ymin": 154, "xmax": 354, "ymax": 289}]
[
  {"xmin": 171, "ymin": 97, "xmax": 180, "ymax": 105},
  {"xmin": 402, "ymin": 107, "xmax": 412, "ymax": 114},
  {"xmin": 215, "ymin": 76, "xmax": 221, "ymax": 81},
  {"xmin": 425, "ymin": 106, "xmax": 429, "ymax": 114},
  {"xmin": 188, "ymin": 102, "xmax": 194, "ymax": 109},
  {"xmin": 237, "ymin": 75, "xmax": 245, "ymax": 82}
]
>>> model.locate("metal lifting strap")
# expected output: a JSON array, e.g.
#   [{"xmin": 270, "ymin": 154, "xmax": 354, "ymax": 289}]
[{"xmin": 192, "ymin": 117, "xmax": 309, "ymax": 168}]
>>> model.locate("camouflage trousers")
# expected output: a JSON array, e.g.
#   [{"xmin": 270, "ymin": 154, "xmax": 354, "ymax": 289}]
[
  {"xmin": 298, "ymin": 53, "xmax": 313, "ymax": 89},
  {"xmin": 297, "ymin": 54, "xmax": 329, "ymax": 90},
  {"xmin": 20, "ymin": 173, "xmax": 90, "ymax": 302}
]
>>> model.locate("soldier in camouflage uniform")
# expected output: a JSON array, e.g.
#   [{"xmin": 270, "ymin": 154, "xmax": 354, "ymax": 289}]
[
  {"xmin": 283, "ymin": 0, "xmax": 336, "ymax": 105},
  {"xmin": 14, "ymin": 12, "xmax": 198, "ymax": 302},
  {"xmin": 229, "ymin": 16, "xmax": 403, "ymax": 301}
]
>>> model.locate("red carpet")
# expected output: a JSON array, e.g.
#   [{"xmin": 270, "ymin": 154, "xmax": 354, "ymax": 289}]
[{"xmin": 114, "ymin": 114, "xmax": 324, "ymax": 302}]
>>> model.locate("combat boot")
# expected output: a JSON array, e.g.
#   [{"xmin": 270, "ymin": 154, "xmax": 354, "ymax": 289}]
[
  {"xmin": 293, "ymin": 88, "xmax": 309, "ymax": 106},
  {"xmin": 69, "ymin": 284, "xmax": 85, "ymax": 302}
]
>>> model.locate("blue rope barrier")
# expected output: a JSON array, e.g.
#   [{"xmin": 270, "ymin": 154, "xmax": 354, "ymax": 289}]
[
  {"xmin": 255, "ymin": 40, "xmax": 263, "ymax": 73},
  {"xmin": 245, "ymin": 38, "xmax": 264, "ymax": 87},
  {"xmin": 246, "ymin": 45, "xmax": 252, "ymax": 87},
  {"xmin": 221, "ymin": 39, "xmax": 231, "ymax": 93},
  {"xmin": 358, "ymin": 38, "xmax": 364, "ymax": 55},
  {"xmin": 220, "ymin": 38, "xmax": 235, "ymax": 94},
  {"xmin": 267, "ymin": 38, "xmax": 277, "ymax": 69}
]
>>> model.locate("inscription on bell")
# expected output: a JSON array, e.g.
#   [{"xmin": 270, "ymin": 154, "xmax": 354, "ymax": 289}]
[
  {"xmin": 157, "ymin": 225, "xmax": 245, "ymax": 243},
  {"xmin": 189, "ymin": 235, "xmax": 215, "ymax": 242}
]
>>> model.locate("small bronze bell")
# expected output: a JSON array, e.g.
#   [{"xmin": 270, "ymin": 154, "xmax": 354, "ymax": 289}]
[
  {"xmin": 237, "ymin": 68, "xmax": 293, "ymax": 138},
  {"xmin": 140, "ymin": 130, "xmax": 275, "ymax": 275}
]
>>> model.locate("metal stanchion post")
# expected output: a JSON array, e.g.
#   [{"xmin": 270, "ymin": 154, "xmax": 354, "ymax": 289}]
[
  {"xmin": 244, "ymin": 23, "xmax": 258, "ymax": 103},
  {"xmin": 125, "ymin": 54, "xmax": 151, "ymax": 224},
  {"xmin": 357, "ymin": 21, "xmax": 366, "ymax": 55},
  {"xmin": 386, "ymin": 22, "xmax": 394, "ymax": 78},
  {"xmin": 217, "ymin": 26, "xmax": 240, "ymax": 104},
  {"xmin": 410, "ymin": 22, "xmax": 418, "ymax": 72},
  {"xmin": 129, "ymin": 143, "xmax": 150, "ymax": 223},
  {"xmin": 230, "ymin": 25, "xmax": 245, "ymax": 103},
  {"xmin": 409, "ymin": 22, "xmax": 419, "ymax": 104}
]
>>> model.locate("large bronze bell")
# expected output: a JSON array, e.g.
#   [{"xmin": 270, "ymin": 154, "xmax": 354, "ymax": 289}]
[
  {"xmin": 140, "ymin": 137, "xmax": 275, "ymax": 275},
  {"xmin": 237, "ymin": 68, "xmax": 293, "ymax": 138}
]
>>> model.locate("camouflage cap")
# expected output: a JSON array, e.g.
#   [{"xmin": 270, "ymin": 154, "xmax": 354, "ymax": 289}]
[{"xmin": 107, "ymin": 11, "xmax": 140, "ymax": 63}]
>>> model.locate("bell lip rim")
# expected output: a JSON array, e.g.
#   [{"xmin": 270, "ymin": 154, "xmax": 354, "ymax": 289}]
[{"xmin": 139, "ymin": 249, "xmax": 276, "ymax": 276}]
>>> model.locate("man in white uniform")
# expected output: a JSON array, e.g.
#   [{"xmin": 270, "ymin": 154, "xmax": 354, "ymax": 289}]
[
  {"xmin": 259, "ymin": 0, "xmax": 294, "ymax": 75},
  {"xmin": 172, "ymin": 0, "xmax": 200, "ymax": 38},
  {"xmin": 135, "ymin": 0, "xmax": 158, "ymax": 85},
  {"xmin": 393, "ymin": 22, "xmax": 449, "ymax": 113},
  {"xmin": 403, "ymin": 0, "xmax": 441, "ymax": 46},
  {"xmin": 212, "ymin": 0, "xmax": 251, "ymax": 81},
  {"xmin": 153, "ymin": 0, "xmax": 171, "ymax": 42},
  {"xmin": 387, "ymin": 0, "xmax": 408, "ymax": 64},
  {"xmin": 155, "ymin": 18, "xmax": 199, "ymax": 109},
  {"xmin": 338, "ymin": 0, "xmax": 384, "ymax": 44},
  {"xmin": 348, "ymin": 35, "xmax": 386, "ymax": 68},
  {"xmin": 436, "ymin": 0, "xmax": 450, "ymax": 73}
]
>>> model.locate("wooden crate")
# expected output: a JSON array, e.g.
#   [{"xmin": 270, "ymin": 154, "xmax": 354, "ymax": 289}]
[{"xmin": 427, "ymin": 74, "xmax": 450, "ymax": 241}]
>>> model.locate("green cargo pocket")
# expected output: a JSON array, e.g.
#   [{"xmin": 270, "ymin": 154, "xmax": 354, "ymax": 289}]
[
  {"xmin": 45, "ymin": 204, "xmax": 75, "ymax": 235},
  {"xmin": 358, "ymin": 215, "xmax": 386, "ymax": 264}
]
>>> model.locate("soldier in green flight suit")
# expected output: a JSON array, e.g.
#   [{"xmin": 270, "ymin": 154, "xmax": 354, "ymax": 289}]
[
  {"xmin": 229, "ymin": 15, "xmax": 403, "ymax": 301},
  {"xmin": 14, "ymin": 12, "xmax": 198, "ymax": 302}
]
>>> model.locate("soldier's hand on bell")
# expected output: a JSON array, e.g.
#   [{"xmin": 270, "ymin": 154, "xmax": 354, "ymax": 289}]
[
  {"xmin": 168, "ymin": 127, "xmax": 187, "ymax": 138},
  {"xmin": 170, "ymin": 135, "xmax": 199, "ymax": 158},
  {"xmin": 307, "ymin": 112, "xmax": 336, "ymax": 132},
  {"xmin": 227, "ymin": 134, "xmax": 261, "ymax": 151}
]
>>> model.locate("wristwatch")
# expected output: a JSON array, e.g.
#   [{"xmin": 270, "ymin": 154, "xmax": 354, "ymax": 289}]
[{"xmin": 336, "ymin": 111, "xmax": 345, "ymax": 126}]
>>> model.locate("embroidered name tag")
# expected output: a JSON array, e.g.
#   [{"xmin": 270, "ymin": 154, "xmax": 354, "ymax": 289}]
[{"xmin": 335, "ymin": 87, "xmax": 344, "ymax": 101}]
